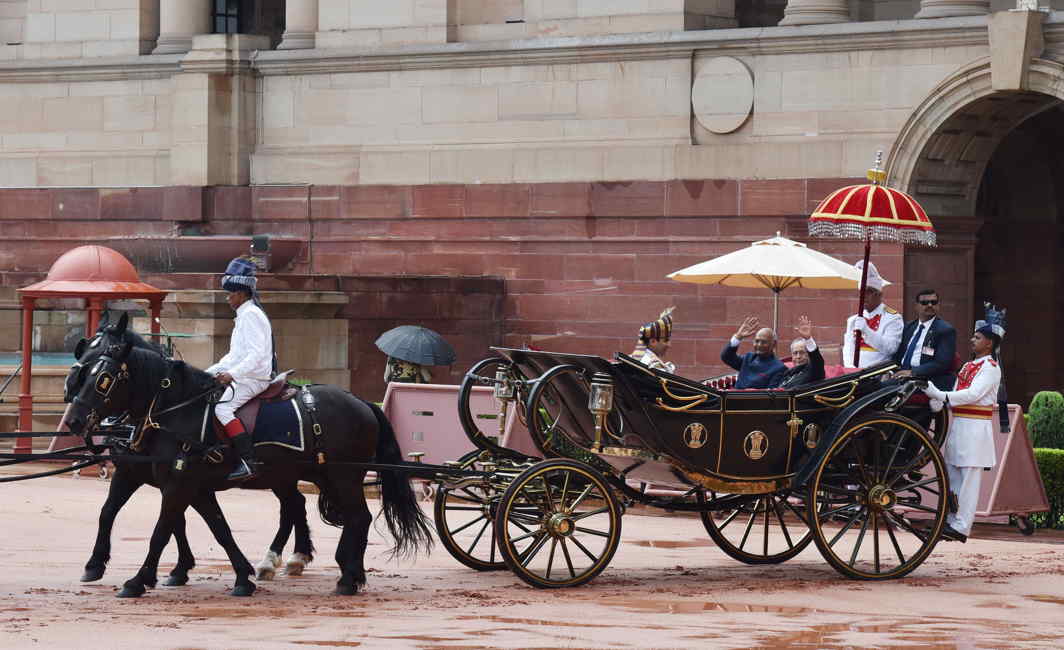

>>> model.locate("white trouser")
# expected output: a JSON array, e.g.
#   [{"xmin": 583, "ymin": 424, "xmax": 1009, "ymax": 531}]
[
  {"xmin": 215, "ymin": 379, "xmax": 271, "ymax": 426},
  {"xmin": 946, "ymin": 464, "xmax": 983, "ymax": 536}
]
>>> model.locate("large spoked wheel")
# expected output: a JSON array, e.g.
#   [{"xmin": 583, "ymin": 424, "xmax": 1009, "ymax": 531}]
[
  {"xmin": 433, "ymin": 451, "xmax": 508, "ymax": 571},
  {"xmin": 807, "ymin": 413, "xmax": 948, "ymax": 580},
  {"xmin": 495, "ymin": 459, "xmax": 622, "ymax": 588},
  {"xmin": 700, "ymin": 490, "xmax": 815, "ymax": 564}
]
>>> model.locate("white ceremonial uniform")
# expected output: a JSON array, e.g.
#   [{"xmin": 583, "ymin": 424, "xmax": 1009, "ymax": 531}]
[
  {"xmin": 636, "ymin": 349, "xmax": 675, "ymax": 374},
  {"xmin": 938, "ymin": 354, "xmax": 1001, "ymax": 536},
  {"xmin": 206, "ymin": 300, "xmax": 273, "ymax": 425},
  {"xmin": 842, "ymin": 303, "xmax": 903, "ymax": 368}
]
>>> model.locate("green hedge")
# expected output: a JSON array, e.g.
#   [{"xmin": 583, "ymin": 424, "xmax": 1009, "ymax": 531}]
[
  {"xmin": 1029, "ymin": 391, "xmax": 1064, "ymax": 449},
  {"xmin": 1032, "ymin": 448, "xmax": 1064, "ymax": 529}
]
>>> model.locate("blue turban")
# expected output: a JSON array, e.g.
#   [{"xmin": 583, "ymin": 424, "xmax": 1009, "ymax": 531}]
[
  {"xmin": 974, "ymin": 302, "xmax": 1005, "ymax": 341},
  {"xmin": 221, "ymin": 257, "xmax": 257, "ymax": 294}
]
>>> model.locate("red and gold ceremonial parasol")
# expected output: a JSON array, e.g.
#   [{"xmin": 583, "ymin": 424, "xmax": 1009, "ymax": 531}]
[{"xmin": 808, "ymin": 152, "xmax": 936, "ymax": 366}]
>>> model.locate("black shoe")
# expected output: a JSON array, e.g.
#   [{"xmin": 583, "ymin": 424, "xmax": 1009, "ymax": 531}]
[
  {"xmin": 940, "ymin": 524, "xmax": 968, "ymax": 543},
  {"xmin": 227, "ymin": 432, "xmax": 258, "ymax": 482},
  {"xmin": 227, "ymin": 458, "xmax": 258, "ymax": 481}
]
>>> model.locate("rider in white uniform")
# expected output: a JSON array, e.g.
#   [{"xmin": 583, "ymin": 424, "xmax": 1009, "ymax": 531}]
[
  {"xmin": 206, "ymin": 257, "xmax": 273, "ymax": 481},
  {"xmin": 842, "ymin": 260, "xmax": 903, "ymax": 368},
  {"xmin": 922, "ymin": 303, "xmax": 1006, "ymax": 542}
]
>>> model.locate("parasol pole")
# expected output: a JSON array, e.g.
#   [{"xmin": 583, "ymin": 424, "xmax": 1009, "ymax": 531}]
[
  {"xmin": 851, "ymin": 150, "xmax": 885, "ymax": 368},
  {"xmin": 852, "ymin": 235, "xmax": 871, "ymax": 367},
  {"xmin": 772, "ymin": 288, "xmax": 780, "ymax": 335}
]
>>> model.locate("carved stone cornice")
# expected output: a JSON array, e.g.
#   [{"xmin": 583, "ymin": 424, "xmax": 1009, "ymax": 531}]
[
  {"xmin": 0, "ymin": 55, "xmax": 182, "ymax": 83},
  {"xmin": 250, "ymin": 17, "xmax": 995, "ymax": 76}
]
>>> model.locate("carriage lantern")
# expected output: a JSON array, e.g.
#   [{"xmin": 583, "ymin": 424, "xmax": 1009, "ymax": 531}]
[
  {"xmin": 588, "ymin": 372, "xmax": 614, "ymax": 452},
  {"xmin": 493, "ymin": 368, "xmax": 515, "ymax": 400}
]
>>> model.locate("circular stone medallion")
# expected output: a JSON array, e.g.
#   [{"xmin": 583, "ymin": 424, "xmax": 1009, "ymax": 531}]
[{"xmin": 692, "ymin": 56, "xmax": 754, "ymax": 134}]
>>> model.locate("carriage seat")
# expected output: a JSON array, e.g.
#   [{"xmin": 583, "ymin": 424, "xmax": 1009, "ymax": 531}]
[{"xmin": 227, "ymin": 370, "xmax": 298, "ymax": 435}]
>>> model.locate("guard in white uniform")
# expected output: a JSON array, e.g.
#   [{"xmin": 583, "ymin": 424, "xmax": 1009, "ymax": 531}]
[
  {"xmin": 922, "ymin": 303, "xmax": 1006, "ymax": 542},
  {"xmin": 206, "ymin": 257, "xmax": 274, "ymax": 481},
  {"xmin": 633, "ymin": 307, "xmax": 676, "ymax": 374},
  {"xmin": 842, "ymin": 260, "xmax": 903, "ymax": 368}
]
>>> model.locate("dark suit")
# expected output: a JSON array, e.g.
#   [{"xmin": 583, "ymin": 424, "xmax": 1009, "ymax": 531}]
[
  {"xmin": 893, "ymin": 317, "xmax": 956, "ymax": 391},
  {"xmin": 773, "ymin": 346, "xmax": 825, "ymax": 389}
]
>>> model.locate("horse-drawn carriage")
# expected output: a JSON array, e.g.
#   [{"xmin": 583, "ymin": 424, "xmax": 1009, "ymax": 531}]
[
  {"xmin": 434, "ymin": 348, "xmax": 951, "ymax": 587},
  {"xmin": 6, "ymin": 315, "xmax": 952, "ymax": 595}
]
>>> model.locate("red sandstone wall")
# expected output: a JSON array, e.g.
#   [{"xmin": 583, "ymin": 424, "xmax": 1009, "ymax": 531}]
[{"xmin": 0, "ymin": 179, "xmax": 912, "ymax": 391}]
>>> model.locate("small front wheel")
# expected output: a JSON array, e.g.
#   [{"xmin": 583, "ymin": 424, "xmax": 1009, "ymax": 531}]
[
  {"xmin": 433, "ymin": 451, "xmax": 508, "ymax": 571},
  {"xmin": 495, "ymin": 459, "xmax": 622, "ymax": 588}
]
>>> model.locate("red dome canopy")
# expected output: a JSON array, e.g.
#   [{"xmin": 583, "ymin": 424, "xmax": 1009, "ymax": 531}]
[
  {"xmin": 19, "ymin": 245, "xmax": 167, "ymax": 298},
  {"xmin": 809, "ymin": 184, "xmax": 935, "ymax": 246}
]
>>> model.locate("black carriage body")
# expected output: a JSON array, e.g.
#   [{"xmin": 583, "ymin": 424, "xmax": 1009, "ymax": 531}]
[{"xmin": 492, "ymin": 347, "xmax": 898, "ymax": 494}]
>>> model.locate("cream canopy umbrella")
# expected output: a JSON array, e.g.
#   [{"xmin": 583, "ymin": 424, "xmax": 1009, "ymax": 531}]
[{"xmin": 667, "ymin": 233, "xmax": 870, "ymax": 332}]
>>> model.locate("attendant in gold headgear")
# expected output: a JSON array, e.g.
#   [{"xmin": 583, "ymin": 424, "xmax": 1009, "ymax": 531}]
[{"xmin": 633, "ymin": 307, "xmax": 676, "ymax": 374}]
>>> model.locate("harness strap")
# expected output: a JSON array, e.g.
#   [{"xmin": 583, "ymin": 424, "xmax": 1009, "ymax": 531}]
[{"xmin": 300, "ymin": 386, "xmax": 325, "ymax": 464}]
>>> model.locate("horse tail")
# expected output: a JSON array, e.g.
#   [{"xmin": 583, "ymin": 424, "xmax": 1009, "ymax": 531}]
[
  {"xmin": 316, "ymin": 488, "xmax": 344, "ymax": 528},
  {"xmin": 367, "ymin": 401, "xmax": 434, "ymax": 559}
]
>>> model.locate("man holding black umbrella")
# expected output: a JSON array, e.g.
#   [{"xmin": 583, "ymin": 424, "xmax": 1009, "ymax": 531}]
[{"xmin": 376, "ymin": 325, "xmax": 456, "ymax": 386}]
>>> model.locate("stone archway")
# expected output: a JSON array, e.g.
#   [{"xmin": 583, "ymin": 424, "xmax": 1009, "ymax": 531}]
[{"xmin": 886, "ymin": 57, "xmax": 1064, "ymax": 405}]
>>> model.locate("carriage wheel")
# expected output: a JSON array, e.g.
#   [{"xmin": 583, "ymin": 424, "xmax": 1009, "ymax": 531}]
[
  {"xmin": 458, "ymin": 357, "xmax": 526, "ymax": 456},
  {"xmin": 928, "ymin": 408, "xmax": 949, "ymax": 449},
  {"xmin": 807, "ymin": 413, "xmax": 947, "ymax": 580},
  {"xmin": 700, "ymin": 490, "xmax": 814, "ymax": 564},
  {"xmin": 495, "ymin": 459, "xmax": 622, "ymax": 588},
  {"xmin": 433, "ymin": 452, "xmax": 509, "ymax": 571}
]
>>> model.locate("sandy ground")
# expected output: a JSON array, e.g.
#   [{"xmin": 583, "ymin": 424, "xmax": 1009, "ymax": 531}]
[{"xmin": 2, "ymin": 464, "xmax": 1064, "ymax": 649}]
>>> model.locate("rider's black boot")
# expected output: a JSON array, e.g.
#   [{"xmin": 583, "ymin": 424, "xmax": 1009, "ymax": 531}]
[{"xmin": 227, "ymin": 432, "xmax": 258, "ymax": 481}]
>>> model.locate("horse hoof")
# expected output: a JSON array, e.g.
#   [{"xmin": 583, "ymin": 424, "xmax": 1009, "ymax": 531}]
[
  {"xmin": 163, "ymin": 574, "xmax": 189, "ymax": 587},
  {"xmin": 285, "ymin": 552, "xmax": 311, "ymax": 576},
  {"xmin": 255, "ymin": 567, "xmax": 275, "ymax": 581},
  {"xmin": 81, "ymin": 567, "xmax": 105, "ymax": 583},
  {"xmin": 231, "ymin": 582, "xmax": 256, "ymax": 597},
  {"xmin": 117, "ymin": 585, "xmax": 145, "ymax": 598},
  {"xmin": 335, "ymin": 583, "xmax": 357, "ymax": 596}
]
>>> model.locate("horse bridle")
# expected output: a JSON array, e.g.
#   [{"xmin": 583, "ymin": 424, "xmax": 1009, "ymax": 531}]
[{"xmin": 72, "ymin": 344, "xmax": 130, "ymax": 411}]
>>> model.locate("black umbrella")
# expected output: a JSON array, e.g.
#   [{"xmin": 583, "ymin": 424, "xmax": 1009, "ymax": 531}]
[{"xmin": 374, "ymin": 325, "xmax": 456, "ymax": 366}]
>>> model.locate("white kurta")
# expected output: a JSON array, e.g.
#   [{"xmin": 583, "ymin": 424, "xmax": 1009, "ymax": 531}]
[
  {"xmin": 934, "ymin": 353, "xmax": 1001, "ymax": 536},
  {"xmin": 636, "ymin": 349, "xmax": 675, "ymax": 374},
  {"xmin": 842, "ymin": 303, "xmax": 903, "ymax": 368},
  {"xmin": 206, "ymin": 301, "xmax": 273, "ymax": 425},
  {"xmin": 940, "ymin": 355, "xmax": 1000, "ymax": 469}
]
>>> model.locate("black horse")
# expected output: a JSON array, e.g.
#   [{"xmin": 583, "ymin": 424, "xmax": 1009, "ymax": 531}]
[
  {"xmin": 68, "ymin": 322, "xmax": 316, "ymax": 586},
  {"xmin": 64, "ymin": 314, "xmax": 432, "ymax": 597}
]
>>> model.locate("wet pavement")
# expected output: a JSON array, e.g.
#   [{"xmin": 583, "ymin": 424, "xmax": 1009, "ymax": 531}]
[{"xmin": 2, "ymin": 465, "xmax": 1063, "ymax": 648}]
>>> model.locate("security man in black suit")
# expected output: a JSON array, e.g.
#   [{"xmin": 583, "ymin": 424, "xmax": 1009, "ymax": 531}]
[{"xmin": 892, "ymin": 288, "xmax": 957, "ymax": 390}]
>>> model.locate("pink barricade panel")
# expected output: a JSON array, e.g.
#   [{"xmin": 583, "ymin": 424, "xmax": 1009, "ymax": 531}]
[
  {"xmin": 975, "ymin": 404, "xmax": 1050, "ymax": 519},
  {"xmin": 915, "ymin": 404, "xmax": 1049, "ymax": 523},
  {"xmin": 501, "ymin": 408, "xmax": 541, "ymax": 459},
  {"xmin": 381, "ymin": 383, "xmax": 479, "ymax": 466}
]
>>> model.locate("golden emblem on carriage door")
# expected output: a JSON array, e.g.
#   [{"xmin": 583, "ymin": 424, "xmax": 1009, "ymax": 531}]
[
  {"xmin": 744, "ymin": 430, "xmax": 767, "ymax": 460},
  {"xmin": 802, "ymin": 423, "xmax": 821, "ymax": 450},
  {"xmin": 683, "ymin": 422, "xmax": 707, "ymax": 449}
]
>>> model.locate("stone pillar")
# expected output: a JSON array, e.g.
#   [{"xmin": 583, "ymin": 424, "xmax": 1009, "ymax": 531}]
[
  {"xmin": 915, "ymin": 0, "xmax": 990, "ymax": 19},
  {"xmin": 171, "ymin": 34, "xmax": 268, "ymax": 186},
  {"xmin": 778, "ymin": 0, "xmax": 850, "ymax": 26},
  {"xmin": 153, "ymin": 0, "xmax": 212, "ymax": 55},
  {"xmin": 279, "ymin": 0, "xmax": 318, "ymax": 50}
]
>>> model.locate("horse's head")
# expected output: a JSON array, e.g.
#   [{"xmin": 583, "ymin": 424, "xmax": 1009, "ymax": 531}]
[
  {"xmin": 65, "ymin": 312, "xmax": 167, "ymax": 403},
  {"xmin": 64, "ymin": 313, "xmax": 136, "ymax": 434}
]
